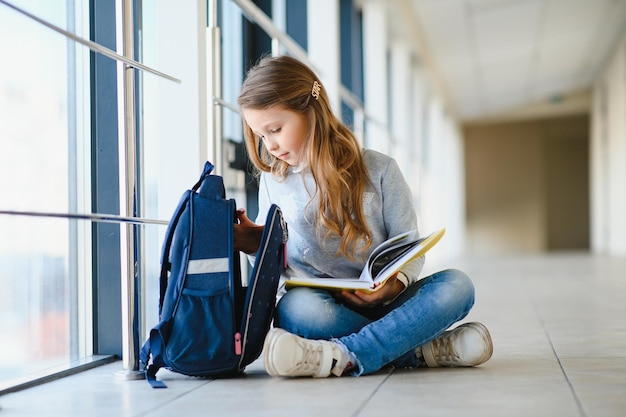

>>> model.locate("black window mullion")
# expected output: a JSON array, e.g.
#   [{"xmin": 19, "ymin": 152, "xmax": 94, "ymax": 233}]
[
  {"xmin": 90, "ymin": 0, "xmax": 122, "ymax": 357},
  {"xmin": 286, "ymin": 0, "xmax": 307, "ymax": 51}
]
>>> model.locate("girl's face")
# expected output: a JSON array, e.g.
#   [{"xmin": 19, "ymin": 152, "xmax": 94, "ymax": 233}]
[{"xmin": 243, "ymin": 106, "xmax": 310, "ymax": 166}]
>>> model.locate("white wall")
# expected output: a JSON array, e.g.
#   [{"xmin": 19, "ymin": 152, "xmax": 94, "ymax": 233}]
[
  {"xmin": 307, "ymin": 0, "xmax": 341, "ymax": 114},
  {"xmin": 361, "ymin": 0, "xmax": 390, "ymax": 154},
  {"xmin": 418, "ymin": 97, "xmax": 466, "ymax": 268},
  {"xmin": 590, "ymin": 31, "xmax": 626, "ymax": 256}
]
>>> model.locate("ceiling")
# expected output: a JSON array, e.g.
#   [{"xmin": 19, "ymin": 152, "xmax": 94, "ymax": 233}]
[{"xmin": 396, "ymin": 0, "xmax": 626, "ymax": 123}]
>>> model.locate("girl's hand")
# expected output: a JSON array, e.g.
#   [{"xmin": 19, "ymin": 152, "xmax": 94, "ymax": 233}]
[
  {"xmin": 336, "ymin": 273, "xmax": 406, "ymax": 308},
  {"xmin": 234, "ymin": 209, "xmax": 265, "ymax": 254}
]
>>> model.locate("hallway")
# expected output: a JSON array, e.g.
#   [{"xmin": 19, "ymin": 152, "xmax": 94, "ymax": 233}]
[{"xmin": 2, "ymin": 252, "xmax": 624, "ymax": 417}]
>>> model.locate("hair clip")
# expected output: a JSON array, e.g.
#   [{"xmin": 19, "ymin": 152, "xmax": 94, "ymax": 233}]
[{"xmin": 311, "ymin": 81, "xmax": 321, "ymax": 100}]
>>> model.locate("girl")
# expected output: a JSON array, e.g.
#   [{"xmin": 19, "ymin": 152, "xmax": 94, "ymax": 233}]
[{"xmin": 235, "ymin": 55, "xmax": 492, "ymax": 377}]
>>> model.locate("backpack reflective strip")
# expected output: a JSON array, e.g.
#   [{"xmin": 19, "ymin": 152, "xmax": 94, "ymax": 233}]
[{"xmin": 187, "ymin": 258, "xmax": 229, "ymax": 274}]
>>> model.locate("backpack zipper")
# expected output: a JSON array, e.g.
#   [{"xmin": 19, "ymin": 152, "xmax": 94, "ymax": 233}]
[
  {"xmin": 234, "ymin": 332, "xmax": 242, "ymax": 355},
  {"xmin": 280, "ymin": 211, "xmax": 288, "ymax": 268},
  {"xmin": 237, "ymin": 206, "xmax": 285, "ymax": 367}
]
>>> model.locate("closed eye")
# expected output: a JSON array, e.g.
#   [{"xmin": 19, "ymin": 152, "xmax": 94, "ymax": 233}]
[{"xmin": 270, "ymin": 127, "xmax": 281, "ymax": 134}]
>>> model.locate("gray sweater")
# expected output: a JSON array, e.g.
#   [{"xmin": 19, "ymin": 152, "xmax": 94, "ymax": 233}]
[{"xmin": 254, "ymin": 149, "xmax": 424, "ymax": 288}]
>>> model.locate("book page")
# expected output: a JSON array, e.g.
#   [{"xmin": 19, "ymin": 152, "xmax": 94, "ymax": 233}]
[
  {"xmin": 368, "ymin": 240, "xmax": 421, "ymax": 278},
  {"xmin": 285, "ymin": 228, "xmax": 445, "ymax": 292}
]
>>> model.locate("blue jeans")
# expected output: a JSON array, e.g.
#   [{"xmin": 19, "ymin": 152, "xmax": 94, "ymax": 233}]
[{"xmin": 274, "ymin": 269, "xmax": 475, "ymax": 376}]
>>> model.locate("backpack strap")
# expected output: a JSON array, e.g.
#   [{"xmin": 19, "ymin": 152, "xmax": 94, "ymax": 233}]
[
  {"xmin": 156, "ymin": 192, "xmax": 187, "ymax": 311},
  {"xmin": 192, "ymin": 161, "xmax": 215, "ymax": 192},
  {"xmin": 143, "ymin": 327, "xmax": 168, "ymax": 388},
  {"xmin": 140, "ymin": 192, "xmax": 191, "ymax": 388}
]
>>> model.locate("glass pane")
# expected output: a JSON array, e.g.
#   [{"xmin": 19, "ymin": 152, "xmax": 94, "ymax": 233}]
[
  {"xmin": 0, "ymin": 0, "xmax": 91, "ymax": 387},
  {"xmin": 0, "ymin": 218, "xmax": 69, "ymax": 379},
  {"xmin": 139, "ymin": 1, "xmax": 250, "ymax": 332},
  {"xmin": 140, "ymin": 1, "xmax": 211, "ymax": 332}
]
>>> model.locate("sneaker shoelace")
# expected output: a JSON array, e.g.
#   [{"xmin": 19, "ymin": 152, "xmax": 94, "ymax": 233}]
[
  {"xmin": 431, "ymin": 331, "xmax": 462, "ymax": 364},
  {"xmin": 296, "ymin": 340, "xmax": 324, "ymax": 372}
]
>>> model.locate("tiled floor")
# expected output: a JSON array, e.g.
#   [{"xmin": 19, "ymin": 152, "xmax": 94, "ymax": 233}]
[{"xmin": 1, "ymin": 253, "xmax": 625, "ymax": 417}]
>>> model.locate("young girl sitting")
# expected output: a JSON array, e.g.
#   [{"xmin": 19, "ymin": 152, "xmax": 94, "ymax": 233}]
[{"xmin": 234, "ymin": 55, "xmax": 493, "ymax": 377}]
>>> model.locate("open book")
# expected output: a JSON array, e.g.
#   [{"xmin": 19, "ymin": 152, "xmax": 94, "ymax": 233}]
[{"xmin": 285, "ymin": 228, "xmax": 445, "ymax": 293}]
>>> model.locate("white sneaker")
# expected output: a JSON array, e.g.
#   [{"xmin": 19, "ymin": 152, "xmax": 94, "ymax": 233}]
[
  {"xmin": 421, "ymin": 322, "xmax": 493, "ymax": 367},
  {"xmin": 262, "ymin": 328, "xmax": 351, "ymax": 377}
]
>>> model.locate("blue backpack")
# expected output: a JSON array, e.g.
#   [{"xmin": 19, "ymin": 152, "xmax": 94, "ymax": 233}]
[{"xmin": 140, "ymin": 161, "xmax": 287, "ymax": 388}]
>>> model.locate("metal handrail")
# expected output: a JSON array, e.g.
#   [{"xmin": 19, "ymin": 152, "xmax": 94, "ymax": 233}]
[
  {"xmin": 0, "ymin": 0, "xmax": 181, "ymax": 84},
  {"xmin": 0, "ymin": 210, "xmax": 168, "ymax": 225},
  {"xmin": 0, "ymin": 0, "xmax": 179, "ymax": 228},
  {"xmin": 115, "ymin": 0, "xmax": 144, "ymax": 380},
  {"xmin": 231, "ymin": 0, "xmax": 309, "ymax": 64}
]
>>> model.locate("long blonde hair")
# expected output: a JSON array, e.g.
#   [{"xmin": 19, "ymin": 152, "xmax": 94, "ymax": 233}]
[{"xmin": 237, "ymin": 55, "xmax": 371, "ymax": 259}]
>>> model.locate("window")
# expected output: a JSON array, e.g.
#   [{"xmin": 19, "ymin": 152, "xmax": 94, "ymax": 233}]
[{"xmin": 0, "ymin": 0, "xmax": 92, "ymax": 389}]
